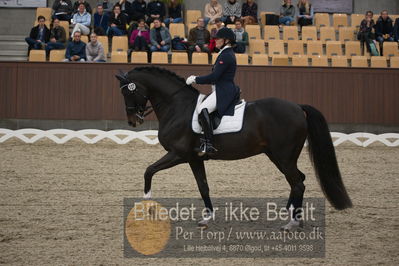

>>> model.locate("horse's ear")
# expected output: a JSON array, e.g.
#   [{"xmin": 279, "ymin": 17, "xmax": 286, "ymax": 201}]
[{"xmin": 115, "ymin": 70, "xmax": 128, "ymax": 83}]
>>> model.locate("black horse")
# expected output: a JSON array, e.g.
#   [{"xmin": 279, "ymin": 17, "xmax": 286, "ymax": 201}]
[{"xmin": 116, "ymin": 66, "xmax": 352, "ymax": 229}]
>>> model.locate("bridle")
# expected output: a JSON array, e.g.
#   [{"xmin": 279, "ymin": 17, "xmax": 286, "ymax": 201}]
[{"xmin": 120, "ymin": 82, "xmax": 153, "ymax": 120}]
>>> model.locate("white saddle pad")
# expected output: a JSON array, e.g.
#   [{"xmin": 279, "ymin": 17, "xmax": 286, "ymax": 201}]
[{"xmin": 192, "ymin": 94, "xmax": 246, "ymax": 135}]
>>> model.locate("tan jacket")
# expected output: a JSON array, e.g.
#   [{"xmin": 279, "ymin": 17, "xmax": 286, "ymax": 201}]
[{"xmin": 204, "ymin": 3, "xmax": 223, "ymax": 23}]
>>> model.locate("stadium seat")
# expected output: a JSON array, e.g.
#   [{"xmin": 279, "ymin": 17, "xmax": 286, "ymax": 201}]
[
  {"xmin": 249, "ymin": 39, "xmax": 266, "ymax": 55},
  {"xmin": 251, "ymin": 54, "xmax": 269, "ymax": 65},
  {"xmin": 211, "ymin": 53, "xmax": 218, "ymax": 64},
  {"xmin": 207, "ymin": 23, "xmax": 216, "ymax": 32},
  {"xmin": 351, "ymin": 14, "xmax": 364, "ymax": 28},
  {"xmin": 97, "ymin": 36, "xmax": 109, "ymax": 54},
  {"xmin": 131, "ymin": 51, "xmax": 148, "ymax": 63},
  {"xmin": 287, "ymin": 40, "xmax": 304, "ymax": 56},
  {"xmin": 80, "ymin": 35, "xmax": 89, "ymax": 43},
  {"xmin": 235, "ymin": 53, "xmax": 249, "ymax": 65},
  {"xmin": 339, "ymin": 27, "xmax": 356, "ymax": 42},
  {"xmin": 311, "ymin": 55, "xmax": 328, "ymax": 67},
  {"xmin": 260, "ymin": 11, "xmax": 276, "ymax": 25},
  {"xmin": 345, "ymin": 41, "xmax": 362, "ymax": 57},
  {"xmin": 370, "ymin": 56, "xmax": 388, "ymax": 68},
  {"xmin": 333, "ymin": 14, "xmax": 348, "ymax": 29},
  {"xmin": 301, "ymin": 26, "xmax": 317, "ymax": 41},
  {"xmin": 331, "ymin": 56, "xmax": 348, "ymax": 67},
  {"xmin": 112, "ymin": 36, "xmax": 128, "ymax": 51},
  {"xmin": 226, "ymin": 24, "xmax": 235, "ymax": 29},
  {"xmin": 264, "ymin": 26, "xmax": 280, "ymax": 41},
  {"xmin": 306, "ymin": 41, "xmax": 323, "ymax": 56},
  {"xmin": 320, "ymin": 27, "xmax": 336, "ymax": 43},
  {"xmin": 245, "ymin": 25, "xmax": 261, "ymax": 40},
  {"xmin": 283, "ymin": 26, "xmax": 299, "ymax": 41},
  {"xmin": 373, "ymin": 14, "xmax": 380, "ymax": 24},
  {"xmin": 382, "ymin": 42, "xmax": 399, "ymax": 57},
  {"xmin": 35, "ymin": 7, "xmax": 51, "ymax": 27},
  {"xmin": 28, "ymin": 50, "xmax": 46, "ymax": 62},
  {"xmin": 151, "ymin": 52, "xmax": 168, "ymax": 64},
  {"xmin": 171, "ymin": 52, "xmax": 189, "ymax": 64},
  {"xmin": 169, "ymin": 23, "xmax": 185, "ymax": 38},
  {"xmin": 49, "ymin": 49, "xmax": 66, "ymax": 62},
  {"xmin": 351, "ymin": 56, "xmax": 368, "ymax": 67},
  {"xmin": 192, "ymin": 52, "xmax": 208, "ymax": 64},
  {"xmin": 291, "ymin": 55, "xmax": 309, "ymax": 66},
  {"xmin": 111, "ymin": 51, "xmax": 127, "ymax": 63},
  {"xmin": 272, "ymin": 55, "xmax": 289, "ymax": 66},
  {"xmin": 59, "ymin": 21, "xmax": 70, "ymax": 37},
  {"xmin": 187, "ymin": 23, "xmax": 197, "ymax": 32},
  {"xmin": 315, "ymin": 13, "xmax": 330, "ymax": 28},
  {"xmin": 185, "ymin": 10, "xmax": 202, "ymax": 25},
  {"xmin": 390, "ymin": 57, "xmax": 399, "ymax": 68},
  {"xmin": 326, "ymin": 41, "xmax": 343, "ymax": 57},
  {"xmin": 268, "ymin": 40, "xmax": 285, "ymax": 56}
]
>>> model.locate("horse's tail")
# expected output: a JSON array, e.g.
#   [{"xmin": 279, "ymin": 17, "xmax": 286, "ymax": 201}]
[{"xmin": 300, "ymin": 104, "xmax": 352, "ymax": 210}]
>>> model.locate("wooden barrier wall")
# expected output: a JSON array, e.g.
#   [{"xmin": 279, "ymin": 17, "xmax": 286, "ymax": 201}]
[{"xmin": 1, "ymin": 62, "xmax": 398, "ymax": 125}]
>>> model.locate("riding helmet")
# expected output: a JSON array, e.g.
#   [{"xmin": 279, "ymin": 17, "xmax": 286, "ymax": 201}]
[{"xmin": 216, "ymin": 27, "xmax": 236, "ymax": 44}]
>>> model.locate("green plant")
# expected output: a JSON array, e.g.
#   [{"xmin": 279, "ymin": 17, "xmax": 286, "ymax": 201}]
[{"xmin": 161, "ymin": 0, "xmax": 184, "ymax": 5}]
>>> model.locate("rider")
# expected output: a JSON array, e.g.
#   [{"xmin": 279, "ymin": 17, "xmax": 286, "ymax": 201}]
[{"xmin": 186, "ymin": 27, "xmax": 240, "ymax": 156}]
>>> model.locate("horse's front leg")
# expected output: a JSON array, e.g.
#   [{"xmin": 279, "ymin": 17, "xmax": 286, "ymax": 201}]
[
  {"xmin": 143, "ymin": 152, "xmax": 186, "ymax": 199},
  {"xmin": 189, "ymin": 160, "xmax": 214, "ymax": 227}
]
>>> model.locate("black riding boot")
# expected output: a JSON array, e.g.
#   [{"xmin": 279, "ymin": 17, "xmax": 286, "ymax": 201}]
[{"xmin": 197, "ymin": 109, "xmax": 217, "ymax": 156}]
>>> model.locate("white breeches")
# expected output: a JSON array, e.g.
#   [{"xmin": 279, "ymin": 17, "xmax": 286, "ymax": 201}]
[
  {"xmin": 71, "ymin": 23, "xmax": 90, "ymax": 37},
  {"xmin": 198, "ymin": 90, "xmax": 217, "ymax": 113}
]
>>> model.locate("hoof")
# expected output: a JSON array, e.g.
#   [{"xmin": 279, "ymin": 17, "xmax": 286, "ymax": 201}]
[
  {"xmin": 197, "ymin": 212, "xmax": 214, "ymax": 228},
  {"xmin": 280, "ymin": 220, "xmax": 303, "ymax": 232},
  {"xmin": 143, "ymin": 190, "xmax": 152, "ymax": 200}
]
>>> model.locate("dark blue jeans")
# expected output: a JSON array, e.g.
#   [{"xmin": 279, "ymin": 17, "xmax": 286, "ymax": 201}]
[
  {"xmin": 107, "ymin": 26, "xmax": 125, "ymax": 37},
  {"xmin": 25, "ymin": 37, "xmax": 44, "ymax": 50},
  {"xmin": 45, "ymin": 42, "xmax": 65, "ymax": 55}
]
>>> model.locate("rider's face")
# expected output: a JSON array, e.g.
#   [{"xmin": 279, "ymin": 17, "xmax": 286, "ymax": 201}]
[{"xmin": 215, "ymin": 38, "xmax": 225, "ymax": 49}]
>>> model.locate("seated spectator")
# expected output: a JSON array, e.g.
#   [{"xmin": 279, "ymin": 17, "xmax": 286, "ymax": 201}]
[
  {"xmin": 297, "ymin": 0, "xmax": 313, "ymax": 27},
  {"xmin": 108, "ymin": 4, "xmax": 128, "ymax": 37},
  {"xmin": 164, "ymin": 0, "xmax": 183, "ymax": 27},
  {"xmin": 150, "ymin": 18, "xmax": 171, "ymax": 52},
  {"xmin": 25, "ymin": 16, "xmax": 50, "ymax": 52},
  {"xmin": 375, "ymin": 10, "xmax": 394, "ymax": 56},
  {"xmin": 45, "ymin": 18, "xmax": 67, "ymax": 56},
  {"xmin": 116, "ymin": 0, "xmax": 133, "ymax": 23},
  {"xmin": 98, "ymin": 0, "xmax": 114, "ymax": 14},
  {"xmin": 394, "ymin": 17, "xmax": 399, "ymax": 42},
  {"xmin": 94, "ymin": 4, "xmax": 109, "ymax": 35},
  {"xmin": 63, "ymin": 31, "xmax": 86, "ymax": 61},
  {"xmin": 188, "ymin": 17, "xmax": 211, "ymax": 56},
  {"xmin": 222, "ymin": 0, "xmax": 241, "ymax": 25},
  {"xmin": 147, "ymin": 0, "xmax": 166, "ymax": 25},
  {"xmin": 131, "ymin": 0, "xmax": 147, "ymax": 22},
  {"xmin": 233, "ymin": 19, "xmax": 248, "ymax": 53},
  {"xmin": 52, "ymin": 0, "xmax": 73, "ymax": 21},
  {"xmin": 71, "ymin": 3, "xmax": 91, "ymax": 38},
  {"xmin": 73, "ymin": 0, "xmax": 92, "ymax": 14},
  {"xmin": 204, "ymin": 0, "xmax": 223, "ymax": 27},
  {"xmin": 86, "ymin": 33, "xmax": 106, "ymax": 62},
  {"xmin": 129, "ymin": 19, "xmax": 150, "ymax": 51},
  {"xmin": 279, "ymin": 0, "xmax": 295, "ymax": 26},
  {"xmin": 358, "ymin": 11, "xmax": 376, "ymax": 55},
  {"xmin": 241, "ymin": 0, "xmax": 258, "ymax": 25},
  {"xmin": 209, "ymin": 18, "xmax": 224, "ymax": 52}
]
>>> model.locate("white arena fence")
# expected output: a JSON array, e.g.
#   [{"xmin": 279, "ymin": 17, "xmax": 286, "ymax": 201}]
[{"xmin": 0, "ymin": 128, "xmax": 398, "ymax": 147}]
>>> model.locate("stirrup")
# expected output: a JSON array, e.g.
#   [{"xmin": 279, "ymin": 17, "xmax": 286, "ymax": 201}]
[{"xmin": 196, "ymin": 139, "xmax": 217, "ymax": 156}]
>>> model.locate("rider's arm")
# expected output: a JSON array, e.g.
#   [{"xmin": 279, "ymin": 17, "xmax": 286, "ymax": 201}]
[{"xmin": 196, "ymin": 54, "xmax": 231, "ymax": 84}]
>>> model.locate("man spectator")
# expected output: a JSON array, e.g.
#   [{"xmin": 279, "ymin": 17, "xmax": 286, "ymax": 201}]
[
  {"xmin": 150, "ymin": 18, "xmax": 171, "ymax": 52},
  {"xmin": 86, "ymin": 33, "xmax": 106, "ymax": 62},
  {"xmin": 241, "ymin": 0, "xmax": 258, "ymax": 25},
  {"xmin": 108, "ymin": 4, "xmax": 128, "ymax": 37},
  {"xmin": 52, "ymin": 0, "xmax": 73, "ymax": 21},
  {"xmin": 204, "ymin": 0, "xmax": 223, "ymax": 26},
  {"xmin": 131, "ymin": 0, "xmax": 147, "ymax": 22},
  {"xmin": 146, "ymin": 0, "xmax": 166, "ymax": 25},
  {"xmin": 358, "ymin": 11, "xmax": 376, "ymax": 55},
  {"xmin": 71, "ymin": 3, "xmax": 91, "ymax": 38},
  {"xmin": 375, "ymin": 10, "xmax": 394, "ymax": 56},
  {"xmin": 233, "ymin": 19, "xmax": 248, "ymax": 53},
  {"xmin": 94, "ymin": 4, "xmax": 109, "ymax": 35},
  {"xmin": 73, "ymin": 0, "xmax": 92, "ymax": 14},
  {"xmin": 222, "ymin": 0, "xmax": 241, "ymax": 25},
  {"xmin": 279, "ymin": 0, "xmax": 295, "ymax": 26},
  {"xmin": 394, "ymin": 17, "xmax": 399, "ymax": 42},
  {"xmin": 25, "ymin": 16, "xmax": 50, "ymax": 52},
  {"xmin": 98, "ymin": 0, "xmax": 115, "ymax": 14},
  {"xmin": 188, "ymin": 17, "xmax": 211, "ymax": 56},
  {"xmin": 116, "ymin": 0, "xmax": 133, "ymax": 23},
  {"xmin": 64, "ymin": 31, "xmax": 86, "ymax": 61},
  {"xmin": 45, "ymin": 18, "xmax": 67, "ymax": 56}
]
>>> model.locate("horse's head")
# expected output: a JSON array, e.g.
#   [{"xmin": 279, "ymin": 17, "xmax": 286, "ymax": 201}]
[{"xmin": 115, "ymin": 70, "xmax": 149, "ymax": 127}]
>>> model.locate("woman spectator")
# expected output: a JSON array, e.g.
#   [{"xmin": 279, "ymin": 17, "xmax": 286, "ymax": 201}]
[
  {"xmin": 86, "ymin": 32, "xmax": 107, "ymax": 62},
  {"xmin": 45, "ymin": 18, "xmax": 67, "ymax": 56},
  {"xmin": 394, "ymin": 17, "xmax": 399, "ymax": 42},
  {"xmin": 52, "ymin": 0, "xmax": 73, "ymax": 22},
  {"xmin": 107, "ymin": 4, "xmax": 127, "ymax": 37},
  {"xmin": 116, "ymin": 0, "xmax": 133, "ymax": 23},
  {"xmin": 71, "ymin": 3, "xmax": 91, "ymax": 38},
  {"xmin": 241, "ymin": 0, "xmax": 258, "ymax": 25},
  {"xmin": 222, "ymin": 0, "xmax": 241, "ymax": 25},
  {"xmin": 72, "ymin": 0, "xmax": 92, "ymax": 14},
  {"xmin": 358, "ymin": 11, "xmax": 376, "ymax": 55},
  {"xmin": 204, "ymin": 0, "xmax": 223, "ymax": 27},
  {"xmin": 129, "ymin": 19, "xmax": 150, "ymax": 51},
  {"xmin": 233, "ymin": 19, "xmax": 248, "ymax": 53},
  {"xmin": 279, "ymin": 0, "xmax": 295, "ymax": 26},
  {"xmin": 297, "ymin": 0, "xmax": 313, "ymax": 27},
  {"xmin": 164, "ymin": 0, "xmax": 183, "ymax": 27}
]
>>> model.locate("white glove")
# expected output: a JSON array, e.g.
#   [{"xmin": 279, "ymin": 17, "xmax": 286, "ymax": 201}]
[{"xmin": 186, "ymin": 75, "xmax": 197, "ymax": 85}]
